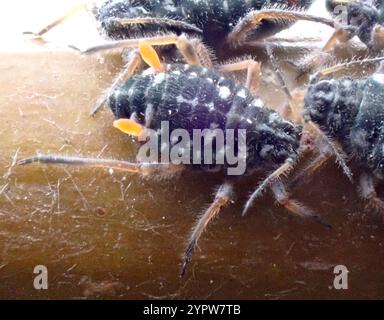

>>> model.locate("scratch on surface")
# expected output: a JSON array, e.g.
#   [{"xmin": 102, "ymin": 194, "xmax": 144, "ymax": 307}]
[
  {"xmin": 97, "ymin": 144, "xmax": 109, "ymax": 158},
  {"xmin": 120, "ymin": 181, "xmax": 132, "ymax": 201},
  {"xmin": 64, "ymin": 168, "xmax": 89, "ymax": 211},
  {"xmin": 3, "ymin": 148, "xmax": 20, "ymax": 179},
  {"xmin": 285, "ymin": 242, "xmax": 295, "ymax": 257},
  {"xmin": 3, "ymin": 193, "xmax": 16, "ymax": 208},
  {"xmin": 0, "ymin": 183, "xmax": 9, "ymax": 196}
]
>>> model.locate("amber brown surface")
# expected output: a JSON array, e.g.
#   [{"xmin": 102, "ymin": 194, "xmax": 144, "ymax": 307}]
[{"xmin": 0, "ymin": 0, "xmax": 384, "ymax": 299}]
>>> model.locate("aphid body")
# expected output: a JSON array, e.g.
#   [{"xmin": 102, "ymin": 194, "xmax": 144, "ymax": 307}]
[
  {"xmin": 96, "ymin": 0, "xmax": 315, "ymax": 57},
  {"xmin": 109, "ymin": 63, "xmax": 301, "ymax": 172},
  {"xmin": 303, "ymin": 65, "xmax": 384, "ymax": 211},
  {"xmin": 326, "ymin": 0, "xmax": 384, "ymax": 50}
]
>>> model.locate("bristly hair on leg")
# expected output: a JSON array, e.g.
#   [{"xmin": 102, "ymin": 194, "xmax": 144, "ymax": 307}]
[
  {"xmin": 242, "ymin": 158, "xmax": 294, "ymax": 217},
  {"xmin": 359, "ymin": 171, "xmax": 384, "ymax": 221},
  {"xmin": 270, "ymin": 180, "xmax": 332, "ymax": 229},
  {"xmin": 311, "ymin": 56, "xmax": 384, "ymax": 81},
  {"xmin": 227, "ymin": 8, "xmax": 335, "ymax": 45},
  {"xmin": 181, "ymin": 182, "xmax": 234, "ymax": 277},
  {"xmin": 307, "ymin": 121, "xmax": 353, "ymax": 182}
]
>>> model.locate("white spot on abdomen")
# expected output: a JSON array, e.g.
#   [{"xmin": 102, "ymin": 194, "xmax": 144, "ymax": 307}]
[{"xmin": 219, "ymin": 86, "xmax": 231, "ymax": 99}]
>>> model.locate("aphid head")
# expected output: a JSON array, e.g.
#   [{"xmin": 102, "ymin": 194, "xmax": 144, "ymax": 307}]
[
  {"xmin": 247, "ymin": 112, "xmax": 302, "ymax": 170},
  {"xmin": 303, "ymin": 79, "xmax": 337, "ymax": 127},
  {"xmin": 303, "ymin": 77, "xmax": 361, "ymax": 138}
]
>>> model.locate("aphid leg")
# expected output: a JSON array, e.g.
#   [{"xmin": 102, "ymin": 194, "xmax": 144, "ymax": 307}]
[
  {"xmin": 110, "ymin": 17, "xmax": 203, "ymax": 35},
  {"xmin": 359, "ymin": 172, "xmax": 384, "ymax": 218},
  {"xmin": 18, "ymin": 155, "xmax": 184, "ymax": 178},
  {"xmin": 296, "ymin": 28, "xmax": 353, "ymax": 78},
  {"xmin": 23, "ymin": 2, "xmax": 87, "ymax": 38},
  {"xmin": 270, "ymin": 180, "xmax": 331, "ymax": 228},
  {"xmin": 308, "ymin": 122, "xmax": 353, "ymax": 182},
  {"xmin": 188, "ymin": 38, "xmax": 214, "ymax": 68},
  {"xmin": 219, "ymin": 59, "xmax": 261, "ymax": 92},
  {"xmin": 372, "ymin": 24, "xmax": 384, "ymax": 51},
  {"xmin": 311, "ymin": 57, "xmax": 384, "ymax": 80},
  {"xmin": 227, "ymin": 9, "xmax": 335, "ymax": 45},
  {"xmin": 90, "ymin": 49, "xmax": 142, "ymax": 116},
  {"xmin": 181, "ymin": 182, "xmax": 234, "ymax": 276},
  {"xmin": 74, "ymin": 34, "xmax": 202, "ymax": 65},
  {"xmin": 290, "ymin": 152, "xmax": 331, "ymax": 188},
  {"xmin": 242, "ymin": 159, "xmax": 294, "ymax": 216},
  {"xmin": 266, "ymin": 45, "xmax": 301, "ymax": 122}
]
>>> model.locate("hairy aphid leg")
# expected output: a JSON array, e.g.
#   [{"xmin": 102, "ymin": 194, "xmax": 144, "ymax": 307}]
[
  {"xmin": 23, "ymin": 2, "xmax": 88, "ymax": 38},
  {"xmin": 359, "ymin": 172, "xmax": 384, "ymax": 218},
  {"xmin": 219, "ymin": 58, "xmax": 261, "ymax": 92},
  {"xmin": 266, "ymin": 45, "xmax": 303, "ymax": 122},
  {"xmin": 310, "ymin": 121, "xmax": 353, "ymax": 182},
  {"xmin": 227, "ymin": 9, "xmax": 335, "ymax": 45},
  {"xmin": 242, "ymin": 159, "xmax": 294, "ymax": 216},
  {"xmin": 291, "ymin": 152, "xmax": 331, "ymax": 188},
  {"xmin": 112, "ymin": 17, "xmax": 204, "ymax": 35},
  {"xmin": 310, "ymin": 57, "xmax": 384, "ymax": 81},
  {"xmin": 296, "ymin": 28, "xmax": 353, "ymax": 78},
  {"xmin": 181, "ymin": 182, "xmax": 234, "ymax": 277},
  {"xmin": 73, "ymin": 34, "xmax": 203, "ymax": 66},
  {"xmin": 372, "ymin": 24, "xmax": 384, "ymax": 51},
  {"xmin": 189, "ymin": 38, "xmax": 215, "ymax": 69},
  {"xmin": 91, "ymin": 49, "xmax": 142, "ymax": 116},
  {"xmin": 270, "ymin": 180, "xmax": 331, "ymax": 228}
]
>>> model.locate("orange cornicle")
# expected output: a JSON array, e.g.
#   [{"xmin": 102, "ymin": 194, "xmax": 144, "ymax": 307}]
[
  {"xmin": 138, "ymin": 41, "xmax": 165, "ymax": 73},
  {"xmin": 113, "ymin": 119, "xmax": 145, "ymax": 137}
]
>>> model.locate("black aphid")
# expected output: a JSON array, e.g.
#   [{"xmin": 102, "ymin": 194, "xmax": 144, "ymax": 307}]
[
  {"xmin": 300, "ymin": 57, "xmax": 384, "ymax": 214},
  {"xmin": 18, "ymin": 42, "xmax": 329, "ymax": 276},
  {"xmin": 24, "ymin": 0, "xmax": 319, "ymax": 114}
]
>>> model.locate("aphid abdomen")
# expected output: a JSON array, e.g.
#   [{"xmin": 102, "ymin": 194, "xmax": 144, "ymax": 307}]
[
  {"xmin": 110, "ymin": 64, "xmax": 234, "ymax": 132},
  {"xmin": 350, "ymin": 74, "xmax": 384, "ymax": 178},
  {"xmin": 108, "ymin": 64, "xmax": 301, "ymax": 172}
]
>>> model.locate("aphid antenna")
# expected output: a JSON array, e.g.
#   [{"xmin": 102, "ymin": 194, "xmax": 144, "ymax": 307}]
[{"xmin": 310, "ymin": 56, "xmax": 384, "ymax": 81}]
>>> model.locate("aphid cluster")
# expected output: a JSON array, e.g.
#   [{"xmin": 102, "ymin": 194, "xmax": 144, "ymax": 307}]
[
  {"xmin": 21, "ymin": 41, "xmax": 327, "ymax": 275},
  {"xmin": 20, "ymin": 0, "xmax": 384, "ymax": 274},
  {"xmin": 25, "ymin": 0, "xmax": 320, "ymax": 113}
]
